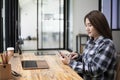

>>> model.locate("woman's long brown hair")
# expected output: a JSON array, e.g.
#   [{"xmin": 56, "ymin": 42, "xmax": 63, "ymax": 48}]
[{"xmin": 84, "ymin": 10, "xmax": 112, "ymax": 40}]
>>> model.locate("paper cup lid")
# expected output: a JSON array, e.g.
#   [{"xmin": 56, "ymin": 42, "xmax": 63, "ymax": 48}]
[{"xmin": 7, "ymin": 47, "xmax": 14, "ymax": 50}]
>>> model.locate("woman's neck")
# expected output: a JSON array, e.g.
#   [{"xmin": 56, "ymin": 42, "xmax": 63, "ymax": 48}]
[{"xmin": 93, "ymin": 34, "xmax": 101, "ymax": 41}]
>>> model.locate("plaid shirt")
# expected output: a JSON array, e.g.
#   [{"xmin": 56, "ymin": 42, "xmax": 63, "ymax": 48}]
[{"xmin": 69, "ymin": 36, "xmax": 116, "ymax": 80}]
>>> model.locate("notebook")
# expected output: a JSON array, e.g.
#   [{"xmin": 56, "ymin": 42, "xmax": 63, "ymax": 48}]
[{"xmin": 21, "ymin": 60, "xmax": 49, "ymax": 70}]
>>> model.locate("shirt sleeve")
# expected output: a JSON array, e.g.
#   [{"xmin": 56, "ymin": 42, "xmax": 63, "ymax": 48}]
[
  {"xmin": 69, "ymin": 40, "xmax": 116, "ymax": 77},
  {"xmin": 83, "ymin": 41, "xmax": 116, "ymax": 77},
  {"xmin": 69, "ymin": 54, "xmax": 83, "ymax": 73},
  {"xmin": 69, "ymin": 60, "xmax": 83, "ymax": 73}
]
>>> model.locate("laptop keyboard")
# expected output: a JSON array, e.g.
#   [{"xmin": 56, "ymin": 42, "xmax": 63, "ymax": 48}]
[{"xmin": 22, "ymin": 61, "xmax": 37, "ymax": 68}]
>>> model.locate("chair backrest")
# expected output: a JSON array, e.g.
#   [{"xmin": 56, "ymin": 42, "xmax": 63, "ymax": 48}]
[{"xmin": 116, "ymin": 59, "xmax": 120, "ymax": 80}]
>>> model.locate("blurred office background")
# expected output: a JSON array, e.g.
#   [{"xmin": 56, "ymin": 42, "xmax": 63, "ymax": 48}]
[{"xmin": 0, "ymin": 0, "xmax": 120, "ymax": 54}]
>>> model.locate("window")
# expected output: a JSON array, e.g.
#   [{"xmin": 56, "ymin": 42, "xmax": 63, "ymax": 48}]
[
  {"xmin": 19, "ymin": 0, "xmax": 70, "ymax": 50},
  {"xmin": 101, "ymin": 0, "xmax": 120, "ymax": 30},
  {"xmin": 38, "ymin": 0, "xmax": 64, "ymax": 49}
]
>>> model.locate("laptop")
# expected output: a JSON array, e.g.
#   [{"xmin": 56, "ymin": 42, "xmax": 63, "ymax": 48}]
[{"xmin": 21, "ymin": 60, "xmax": 49, "ymax": 70}]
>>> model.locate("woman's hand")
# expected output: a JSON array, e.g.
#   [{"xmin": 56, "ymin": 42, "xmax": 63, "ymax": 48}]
[
  {"xmin": 60, "ymin": 52, "xmax": 71, "ymax": 65},
  {"xmin": 70, "ymin": 52, "xmax": 78, "ymax": 59}
]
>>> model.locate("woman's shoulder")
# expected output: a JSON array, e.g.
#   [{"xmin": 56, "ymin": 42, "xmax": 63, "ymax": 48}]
[
  {"xmin": 103, "ymin": 38, "xmax": 114, "ymax": 44},
  {"xmin": 102, "ymin": 38, "xmax": 116, "ymax": 49}
]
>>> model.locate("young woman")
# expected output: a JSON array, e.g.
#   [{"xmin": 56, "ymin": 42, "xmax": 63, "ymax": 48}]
[{"xmin": 60, "ymin": 10, "xmax": 117, "ymax": 80}]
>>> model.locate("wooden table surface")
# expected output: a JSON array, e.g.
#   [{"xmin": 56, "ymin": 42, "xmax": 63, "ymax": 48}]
[{"xmin": 9, "ymin": 51, "xmax": 83, "ymax": 80}]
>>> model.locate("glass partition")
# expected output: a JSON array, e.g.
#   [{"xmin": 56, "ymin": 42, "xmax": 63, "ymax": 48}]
[
  {"xmin": 19, "ymin": 0, "xmax": 66, "ymax": 50},
  {"xmin": 38, "ymin": 0, "xmax": 64, "ymax": 49},
  {"xmin": 19, "ymin": 0, "xmax": 37, "ymax": 50}
]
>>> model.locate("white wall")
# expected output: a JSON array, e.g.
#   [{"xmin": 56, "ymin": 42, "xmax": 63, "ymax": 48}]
[{"xmin": 72, "ymin": 0, "xmax": 99, "ymax": 51}]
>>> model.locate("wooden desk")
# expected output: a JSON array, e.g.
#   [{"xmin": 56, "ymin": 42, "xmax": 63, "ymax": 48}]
[{"xmin": 9, "ymin": 51, "xmax": 83, "ymax": 80}]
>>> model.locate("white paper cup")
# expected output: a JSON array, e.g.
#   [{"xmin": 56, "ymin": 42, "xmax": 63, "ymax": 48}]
[
  {"xmin": 7, "ymin": 47, "xmax": 14, "ymax": 51},
  {"xmin": 7, "ymin": 47, "xmax": 14, "ymax": 60}
]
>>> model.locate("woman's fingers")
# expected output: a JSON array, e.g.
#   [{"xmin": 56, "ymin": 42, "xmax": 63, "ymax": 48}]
[
  {"xmin": 60, "ymin": 52, "xmax": 67, "ymax": 58},
  {"xmin": 70, "ymin": 52, "xmax": 78, "ymax": 59},
  {"xmin": 60, "ymin": 52, "xmax": 71, "ymax": 65},
  {"xmin": 71, "ymin": 55, "xmax": 77, "ymax": 59},
  {"xmin": 61, "ymin": 57, "xmax": 70, "ymax": 65}
]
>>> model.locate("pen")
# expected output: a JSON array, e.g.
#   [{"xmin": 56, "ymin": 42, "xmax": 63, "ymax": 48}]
[
  {"xmin": 5, "ymin": 52, "xmax": 8, "ymax": 64},
  {"xmin": 3, "ymin": 53, "xmax": 6, "ymax": 64},
  {"xmin": 0, "ymin": 52, "xmax": 9, "ymax": 64},
  {"xmin": 0, "ymin": 54, "xmax": 2, "ymax": 64},
  {"xmin": 1, "ymin": 54, "xmax": 4, "ymax": 64}
]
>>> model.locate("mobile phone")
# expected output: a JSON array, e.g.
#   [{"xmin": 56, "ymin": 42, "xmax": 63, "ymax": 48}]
[
  {"xmin": 58, "ymin": 50, "xmax": 61, "ymax": 54},
  {"xmin": 58, "ymin": 50, "xmax": 64, "ymax": 58}
]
